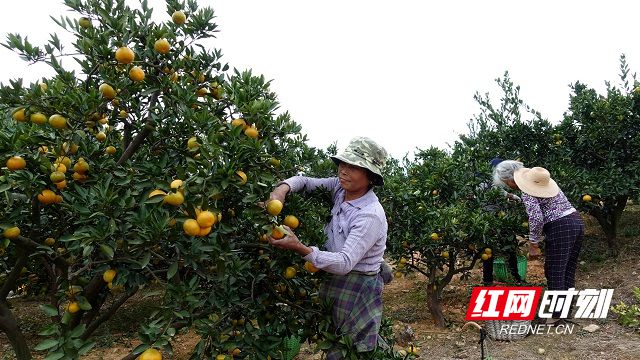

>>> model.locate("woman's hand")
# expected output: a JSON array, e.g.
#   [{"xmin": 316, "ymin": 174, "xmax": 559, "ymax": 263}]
[
  {"xmin": 259, "ymin": 183, "xmax": 290, "ymax": 210},
  {"xmin": 269, "ymin": 184, "xmax": 290, "ymax": 204},
  {"xmin": 269, "ymin": 225, "xmax": 312, "ymax": 256}
]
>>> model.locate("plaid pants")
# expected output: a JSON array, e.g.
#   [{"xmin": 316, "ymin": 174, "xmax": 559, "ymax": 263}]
[
  {"xmin": 543, "ymin": 211, "xmax": 584, "ymax": 292},
  {"xmin": 320, "ymin": 272, "xmax": 384, "ymax": 359}
]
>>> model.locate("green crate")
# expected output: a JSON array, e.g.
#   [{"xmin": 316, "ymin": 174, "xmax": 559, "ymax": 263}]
[
  {"xmin": 493, "ymin": 255, "xmax": 527, "ymax": 282},
  {"xmin": 282, "ymin": 335, "xmax": 301, "ymax": 360}
]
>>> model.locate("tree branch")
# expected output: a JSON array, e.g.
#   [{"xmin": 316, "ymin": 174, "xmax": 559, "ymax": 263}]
[
  {"xmin": 81, "ymin": 286, "xmax": 139, "ymax": 340},
  {"xmin": 116, "ymin": 91, "xmax": 160, "ymax": 165}
]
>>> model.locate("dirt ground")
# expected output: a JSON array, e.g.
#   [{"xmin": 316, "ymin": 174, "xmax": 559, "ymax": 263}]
[{"xmin": 2, "ymin": 214, "xmax": 640, "ymax": 360}]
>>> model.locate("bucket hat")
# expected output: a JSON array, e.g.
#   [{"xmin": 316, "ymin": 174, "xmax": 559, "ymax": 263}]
[{"xmin": 330, "ymin": 137, "xmax": 388, "ymax": 186}]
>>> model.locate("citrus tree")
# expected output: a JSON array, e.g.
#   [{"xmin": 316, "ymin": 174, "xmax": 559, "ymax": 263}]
[
  {"xmin": 381, "ymin": 147, "xmax": 527, "ymax": 328},
  {"xmin": 0, "ymin": 0, "xmax": 345, "ymax": 358},
  {"xmin": 552, "ymin": 55, "xmax": 640, "ymax": 256}
]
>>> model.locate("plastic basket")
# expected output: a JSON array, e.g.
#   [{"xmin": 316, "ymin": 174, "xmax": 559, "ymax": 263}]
[
  {"xmin": 485, "ymin": 319, "xmax": 531, "ymax": 341},
  {"xmin": 282, "ymin": 335, "xmax": 301, "ymax": 360},
  {"xmin": 493, "ymin": 255, "xmax": 527, "ymax": 282}
]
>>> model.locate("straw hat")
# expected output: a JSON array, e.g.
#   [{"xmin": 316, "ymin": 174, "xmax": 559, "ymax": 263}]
[{"xmin": 513, "ymin": 167, "xmax": 559, "ymax": 198}]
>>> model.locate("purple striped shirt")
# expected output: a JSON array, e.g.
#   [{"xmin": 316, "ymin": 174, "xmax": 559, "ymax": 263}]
[
  {"xmin": 281, "ymin": 176, "xmax": 387, "ymax": 275},
  {"xmin": 522, "ymin": 190, "xmax": 576, "ymax": 243}
]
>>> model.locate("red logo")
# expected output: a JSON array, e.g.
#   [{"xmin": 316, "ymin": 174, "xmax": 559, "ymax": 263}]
[{"xmin": 466, "ymin": 287, "xmax": 543, "ymax": 320}]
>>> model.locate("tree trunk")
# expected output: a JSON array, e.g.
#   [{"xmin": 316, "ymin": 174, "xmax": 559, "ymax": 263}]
[
  {"xmin": 589, "ymin": 196, "xmax": 627, "ymax": 257},
  {"xmin": 427, "ymin": 284, "xmax": 445, "ymax": 328},
  {"xmin": 0, "ymin": 302, "xmax": 32, "ymax": 360}
]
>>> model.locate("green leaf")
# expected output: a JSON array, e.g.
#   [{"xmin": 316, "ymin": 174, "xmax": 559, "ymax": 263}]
[
  {"xmin": 68, "ymin": 324, "xmax": 86, "ymax": 338},
  {"xmin": 167, "ymin": 262, "xmax": 178, "ymax": 279},
  {"xmin": 38, "ymin": 324, "xmax": 59, "ymax": 336},
  {"xmin": 99, "ymin": 244, "xmax": 114, "ymax": 259},
  {"xmin": 0, "ymin": 184, "xmax": 11, "ymax": 193},
  {"xmin": 40, "ymin": 304, "xmax": 59, "ymax": 317},
  {"xmin": 78, "ymin": 341, "xmax": 96, "ymax": 355},
  {"xmin": 34, "ymin": 339, "xmax": 59, "ymax": 351},
  {"xmin": 139, "ymin": 252, "xmax": 151, "ymax": 268},
  {"xmin": 43, "ymin": 351, "xmax": 65, "ymax": 360}
]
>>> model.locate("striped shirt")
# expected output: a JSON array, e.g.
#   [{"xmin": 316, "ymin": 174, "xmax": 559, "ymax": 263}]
[
  {"xmin": 522, "ymin": 190, "xmax": 577, "ymax": 243},
  {"xmin": 281, "ymin": 176, "xmax": 387, "ymax": 275}
]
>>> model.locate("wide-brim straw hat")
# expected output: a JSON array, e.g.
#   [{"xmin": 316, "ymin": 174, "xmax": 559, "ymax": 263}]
[
  {"xmin": 330, "ymin": 137, "xmax": 388, "ymax": 186},
  {"xmin": 513, "ymin": 167, "xmax": 559, "ymax": 198}
]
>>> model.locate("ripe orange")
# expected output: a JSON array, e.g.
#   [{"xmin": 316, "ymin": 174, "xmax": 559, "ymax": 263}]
[
  {"xmin": 115, "ymin": 46, "xmax": 135, "ymax": 64},
  {"xmin": 106, "ymin": 146, "xmax": 117, "ymax": 155},
  {"xmin": 266, "ymin": 200, "xmax": 283, "ymax": 216},
  {"xmin": 6, "ymin": 156, "xmax": 26, "ymax": 170},
  {"xmin": 12, "ymin": 108, "xmax": 25, "ymax": 121},
  {"xmin": 54, "ymin": 163, "xmax": 67, "ymax": 173},
  {"xmin": 198, "ymin": 226, "xmax": 212, "ymax": 237},
  {"xmin": 582, "ymin": 194, "xmax": 592, "ymax": 202},
  {"xmin": 170, "ymin": 179, "xmax": 183, "ymax": 189},
  {"xmin": 231, "ymin": 118, "xmax": 246, "ymax": 128},
  {"xmin": 430, "ymin": 232, "xmax": 439, "ymax": 241},
  {"xmin": 304, "ymin": 261, "xmax": 319, "ymax": 273},
  {"xmin": 72, "ymin": 172, "xmax": 88, "ymax": 182},
  {"xmin": 129, "ymin": 66, "xmax": 145, "ymax": 81},
  {"xmin": 271, "ymin": 226, "xmax": 286, "ymax": 240},
  {"xmin": 44, "ymin": 237, "xmax": 56, "ymax": 246},
  {"xmin": 148, "ymin": 189, "xmax": 166, "ymax": 198},
  {"xmin": 3, "ymin": 227, "xmax": 20, "ymax": 239},
  {"xmin": 56, "ymin": 156, "xmax": 72, "ymax": 169},
  {"xmin": 481, "ymin": 253, "xmax": 491, "ymax": 261},
  {"xmin": 284, "ymin": 266, "xmax": 297, "ymax": 279},
  {"xmin": 197, "ymin": 211, "xmax": 217, "ymax": 228},
  {"xmin": 484, "ymin": 248, "xmax": 492, "ymax": 255},
  {"xmin": 38, "ymin": 189, "xmax": 58, "ymax": 204},
  {"xmin": 235, "ymin": 170, "xmax": 247, "ymax": 185},
  {"xmin": 96, "ymin": 132, "xmax": 107, "ymax": 142},
  {"xmin": 154, "ymin": 38, "xmax": 170, "ymax": 54},
  {"xmin": 163, "ymin": 192, "xmax": 184, "ymax": 206},
  {"xmin": 139, "ymin": 348, "xmax": 162, "ymax": 360},
  {"xmin": 67, "ymin": 302, "xmax": 80, "ymax": 314},
  {"xmin": 441, "ymin": 251, "xmax": 449, "ymax": 258},
  {"xmin": 49, "ymin": 114, "xmax": 67, "ymax": 129},
  {"xmin": 183, "ymin": 219, "xmax": 200, "ymax": 236},
  {"xmin": 244, "ymin": 126, "xmax": 259, "ymax": 138},
  {"xmin": 103, "ymin": 269, "xmax": 117, "ymax": 283},
  {"xmin": 74, "ymin": 160, "xmax": 90, "ymax": 174},
  {"xmin": 283, "ymin": 215, "xmax": 299, "ymax": 229},
  {"xmin": 99, "ymin": 83, "xmax": 117, "ymax": 99},
  {"xmin": 56, "ymin": 180, "xmax": 67, "ymax": 190},
  {"xmin": 172, "ymin": 10, "xmax": 186, "ymax": 25},
  {"xmin": 30, "ymin": 112, "xmax": 47, "ymax": 124}
]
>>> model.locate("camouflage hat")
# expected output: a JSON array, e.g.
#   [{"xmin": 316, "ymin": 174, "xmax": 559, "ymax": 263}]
[{"xmin": 330, "ymin": 137, "xmax": 388, "ymax": 186}]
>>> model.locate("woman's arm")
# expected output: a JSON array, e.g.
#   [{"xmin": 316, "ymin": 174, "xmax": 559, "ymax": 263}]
[
  {"xmin": 522, "ymin": 193, "xmax": 544, "ymax": 243},
  {"xmin": 303, "ymin": 213, "xmax": 383, "ymax": 275}
]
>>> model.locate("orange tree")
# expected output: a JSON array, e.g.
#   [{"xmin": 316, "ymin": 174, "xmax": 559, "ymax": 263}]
[
  {"xmin": 0, "ymin": 0, "xmax": 345, "ymax": 359},
  {"xmin": 381, "ymin": 148, "xmax": 527, "ymax": 328},
  {"xmin": 552, "ymin": 55, "xmax": 640, "ymax": 256},
  {"xmin": 463, "ymin": 64, "xmax": 640, "ymax": 257}
]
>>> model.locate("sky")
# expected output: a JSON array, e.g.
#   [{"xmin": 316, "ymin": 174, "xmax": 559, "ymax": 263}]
[{"xmin": 1, "ymin": 0, "xmax": 640, "ymax": 160}]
